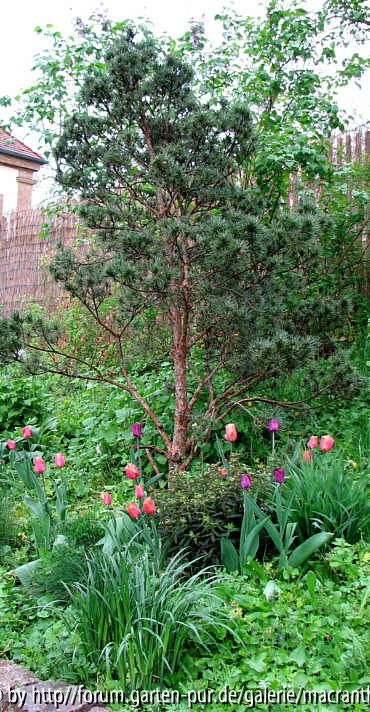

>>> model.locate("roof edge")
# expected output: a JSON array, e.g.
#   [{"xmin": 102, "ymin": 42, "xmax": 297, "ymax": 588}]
[{"xmin": 0, "ymin": 146, "xmax": 47, "ymax": 166}]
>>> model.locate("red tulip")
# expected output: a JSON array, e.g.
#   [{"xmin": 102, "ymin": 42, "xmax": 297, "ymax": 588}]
[
  {"xmin": 225, "ymin": 423, "xmax": 238, "ymax": 442},
  {"xmin": 132, "ymin": 423, "xmax": 143, "ymax": 438},
  {"xmin": 54, "ymin": 453, "xmax": 66, "ymax": 468},
  {"xmin": 34, "ymin": 456, "xmax": 46, "ymax": 474},
  {"xmin": 22, "ymin": 425, "xmax": 32, "ymax": 438},
  {"xmin": 302, "ymin": 450, "xmax": 312, "ymax": 462},
  {"xmin": 127, "ymin": 502, "xmax": 141, "ymax": 518},
  {"xmin": 142, "ymin": 497, "xmax": 156, "ymax": 515},
  {"xmin": 135, "ymin": 484, "xmax": 145, "ymax": 498},
  {"xmin": 103, "ymin": 492, "xmax": 112, "ymax": 505},
  {"xmin": 307, "ymin": 436, "xmax": 318, "ymax": 449},
  {"xmin": 7, "ymin": 439, "xmax": 16, "ymax": 450},
  {"xmin": 125, "ymin": 462, "xmax": 140, "ymax": 479},
  {"xmin": 320, "ymin": 435, "xmax": 334, "ymax": 452}
]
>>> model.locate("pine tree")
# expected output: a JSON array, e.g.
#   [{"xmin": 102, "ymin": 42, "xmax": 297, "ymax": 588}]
[{"xmin": 0, "ymin": 27, "xmax": 360, "ymax": 471}]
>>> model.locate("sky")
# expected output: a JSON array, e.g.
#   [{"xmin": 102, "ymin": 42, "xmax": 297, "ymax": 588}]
[{"xmin": 0, "ymin": 0, "xmax": 368, "ymax": 203}]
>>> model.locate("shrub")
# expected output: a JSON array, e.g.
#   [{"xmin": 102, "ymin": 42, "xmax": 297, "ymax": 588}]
[
  {"xmin": 283, "ymin": 457, "xmax": 370, "ymax": 544},
  {"xmin": 155, "ymin": 463, "xmax": 271, "ymax": 566},
  {"xmin": 0, "ymin": 370, "xmax": 52, "ymax": 432},
  {"xmin": 72, "ymin": 546, "xmax": 235, "ymax": 693}
]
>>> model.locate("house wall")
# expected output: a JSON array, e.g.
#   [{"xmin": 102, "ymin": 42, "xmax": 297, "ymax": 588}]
[{"xmin": 0, "ymin": 164, "xmax": 18, "ymax": 213}]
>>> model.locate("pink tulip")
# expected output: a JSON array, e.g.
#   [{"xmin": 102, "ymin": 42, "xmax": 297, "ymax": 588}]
[
  {"xmin": 241, "ymin": 474, "xmax": 252, "ymax": 489},
  {"xmin": 142, "ymin": 497, "xmax": 156, "ymax": 515},
  {"xmin": 219, "ymin": 467, "xmax": 227, "ymax": 477},
  {"xmin": 34, "ymin": 456, "xmax": 46, "ymax": 474},
  {"xmin": 132, "ymin": 423, "xmax": 143, "ymax": 438},
  {"xmin": 54, "ymin": 453, "xmax": 66, "ymax": 468},
  {"xmin": 225, "ymin": 423, "xmax": 238, "ymax": 442},
  {"xmin": 127, "ymin": 502, "xmax": 141, "ymax": 518},
  {"xmin": 274, "ymin": 468, "xmax": 285, "ymax": 484},
  {"xmin": 135, "ymin": 484, "xmax": 145, "ymax": 498},
  {"xmin": 320, "ymin": 435, "xmax": 335, "ymax": 452},
  {"xmin": 307, "ymin": 436, "xmax": 318, "ymax": 449},
  {"xmin": 268, "ymin": 418, "xmax": 280, "ymax": 432},
  {"xmin": 125, "ymin": 462, "xmax": 140, "ymax": 479},
  {"xmin": 22, "ymin": 425, "xmax": 32, "ymax": 438},
  {"xmin": 103, "ymin": 492, "xmax": 112, "ymax": 505},
  {"xmin": 7, "ymin": 439, "xmax": 16, "ymax": 450},
  {"xmin": 302, "ymin": 450, "xmax": 312, "ymax": 463}
]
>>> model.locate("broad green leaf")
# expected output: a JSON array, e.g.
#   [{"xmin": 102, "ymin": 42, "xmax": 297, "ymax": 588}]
[{"xmin": 288, "ymin": 532, "xmax": 333, "ymax": 567}]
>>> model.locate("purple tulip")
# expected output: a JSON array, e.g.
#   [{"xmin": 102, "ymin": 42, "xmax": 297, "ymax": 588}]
[
  {"xmin": 268, "ymin": 418, "xmax": 280, "ymax": 432},
  {"xmin": 241, "ymin": 474, "xmax": 252, "ymax": 489},
  {"xmin": 132, "ymin": 423, "xmax": 143, "ymax": 438},
  {"xmin": 274, "ymin": 468, "xmax": 285, "ymax": 484}
]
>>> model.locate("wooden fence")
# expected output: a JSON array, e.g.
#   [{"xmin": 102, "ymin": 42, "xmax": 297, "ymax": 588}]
[{"xmin": 0, "ymin": 125, "xmax": 368, "ymax": 316}]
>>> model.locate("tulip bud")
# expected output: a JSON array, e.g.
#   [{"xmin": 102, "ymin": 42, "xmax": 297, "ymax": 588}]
[
  {"xmin": 125, "ymin": 462, "xmax": 140, "ymax": 479},
  {"xmin": 34, "ymin": 456, "xmax": 46, "ymax": 474},
  {"xmin": 268, "ymin": 418, "xmax": 280, "ymax": 432},
  {"xmin": 307, "ymin": 436, "xmax": 318, "ymax": 449},
  {"xmin": 135, "ymin": 484, "xmax": 145, "ymax": 498},
  {"xmin": 320, "ymin": 435, "xmax": 335, "ymax": 452},
  {"xmin": 241, "ymin": 474, "xmax": 252, "ymax": 489},
  {"xmin": 127, "ymin": 502, "xmax": 141, "ymax": 518},
  {"xmin": 103, "ymin": 492, "xmax": 112, "ymax": 505},
  {"xmin": 302, "ymin": 450, "xmax": 312, "ymax": 462},
  {"xmin": 132, "ymin": 423, "xmax": 143, "ymax": 438},
  {"xmin": 142, "ymin": 497, "xmax": 156, "ymax": 515},
  {"xmin": 225, "ymin": 423, "xmax": 237, "ymax": 442},
  {"xmin": 54, "ymin": 453, "xmax": 66, "ymax": 468},
  {"xmin": 7, "ymin": 439, "xmax": 16, "ymax": 450},
  {"xmin": 22, "ymin": 425, "xmax": 32, "ymax": 438},
  {"xmin": 274, "ymin": 468, "xmax": 285, "ymax": 484}
]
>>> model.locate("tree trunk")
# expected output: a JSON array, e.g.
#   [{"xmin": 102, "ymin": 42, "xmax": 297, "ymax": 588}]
[{"xmin": 168, "ymin": 326, "xmax": 190, "ymax": 482}]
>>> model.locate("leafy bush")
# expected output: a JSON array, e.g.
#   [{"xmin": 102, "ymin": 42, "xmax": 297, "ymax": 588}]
[
  {"xmin": 0, "ymin": 370, "xmax": 52, "ymax": 432},
  {"xmin": 155, "ymin": 463, "xmax": 271, "ymax": 566},
  {"xmin": 72, "ymin": 547, "xmax": 235, "ymax": 693},
  {"xmin": 283, "ymin": 457, "xmax": 370, "ymax": 544}
]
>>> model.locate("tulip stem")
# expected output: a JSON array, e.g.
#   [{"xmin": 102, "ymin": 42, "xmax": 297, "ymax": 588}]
[{"xmin": 272, "ymin": 431, "xmax": 275, "ymax": 454}]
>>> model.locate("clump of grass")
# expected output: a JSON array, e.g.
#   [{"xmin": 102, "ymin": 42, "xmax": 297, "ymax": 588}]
[{"xmin": 72, "ymin": 546, "xmax": 236, "ymax": 692}]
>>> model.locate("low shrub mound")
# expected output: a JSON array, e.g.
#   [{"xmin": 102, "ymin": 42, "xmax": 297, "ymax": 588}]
[{"xmin": 155, "ymin": 463, "xmax": 271, "ymax": 566}]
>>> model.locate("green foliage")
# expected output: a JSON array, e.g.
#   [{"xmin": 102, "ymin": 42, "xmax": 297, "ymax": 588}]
[
  {"xmin": 65, "ymin": 513, "xmax": 104, "ymax": 548},
  {"xmin": 72, "ymin": 546, "xmax": 235, "ymax": 693},
  {"xmin": 0, "ymin": 370, "xmax": 52, "ymax": 432},
  {"xmin": 156, "ymin": 464, "xmax": 271, "ymax": 566},
  {"xmin": 182, "ymin": 544, "xmax": 369, "ymax": 709},
  {"xmin": 283, "ymin": 456, "xmax": 370, "ymax": 543},
  {"xmin": 221, "ymin": 494, "xmax": 268, "ymax": 573},
  {"xmin": 0, "ymin": 490, "xmax": 16, "ymax": 559},
  {"xmin": 25, "ymin": 544, "xmax": 89, "ymax": 603},
  {"xmin": 230, "ymin": 488, "xmax": 333, "ymax": 569}
]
